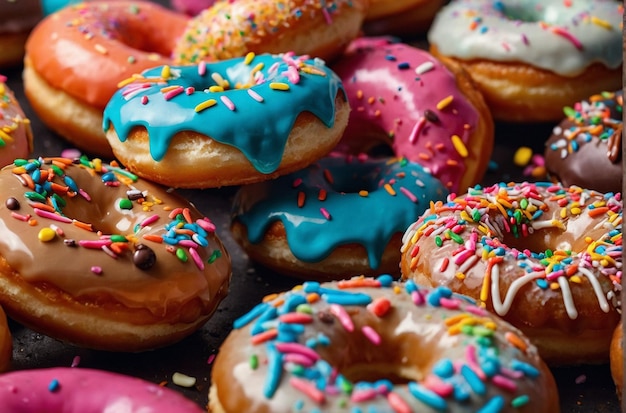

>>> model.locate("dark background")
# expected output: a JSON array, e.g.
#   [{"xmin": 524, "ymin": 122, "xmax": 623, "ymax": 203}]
[{"xmin": 2, "ymin": 1, "xmax": 622, "ymax": 411}]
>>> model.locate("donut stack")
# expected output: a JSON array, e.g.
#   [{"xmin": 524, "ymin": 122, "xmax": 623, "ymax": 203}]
[{"xmin": 0, "ymin": 0, "xmax": 621, "ymax": 411}]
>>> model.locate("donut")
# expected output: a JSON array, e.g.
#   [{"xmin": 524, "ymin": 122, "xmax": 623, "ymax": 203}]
[
  {"xmin": 0, "ymin": 306, "xmax": 11, "ymax": 372},
  {"xmin": 362, "ymin": 0, "xmax": 445, "ymax": 37},
  {"xmin": 231, "ymin": 154, "xmax": 448, "ymax": 280},
  {"xmin": 103, "ymin": 53, "xmax": 349, "ymax": 189},
  {"xmin": 23, "ymin": 1, "xmax": 189, "ymax": 156},
  {"xmin": 610, "ymin": 323, "xmax": 623, "ymax": 401},
  {"xmin": 0, "ymin": 76, "xmax": 33, "ymax": 167},
  {"xmin": 170, "ymin": 0, "xmax": 215, "ymax": 16},
  {"xmin": 0, "ymin": 367, "xmax": 204, "ymax": 412},
  {"xmin": 0, "ymin": 0, "xmax": 43, "ymax": 67},
  {"xmin": 332, "ymin": 38, "xmax": 494, "ymax": 192},
  {"xmin": 428, "ymin": 0, "xmax": 624, "ymax": 122},
  {"xmin": 544, "ymin": 90, "xmax": 622, "ymax": 194},
  {"xmin": 209, "ymin": 275, "xmax": 560, "ymax": 412},
  {"xmin": 400, "ymin": 181, "xmax": 622, "ymax": 365},
  {"xmin": 0, "ymin": 156, "xmax": 231, "ymax": 351},
  {"xmin": 172, "ymin": 0, "xmax": 369, "ymax": 64}
]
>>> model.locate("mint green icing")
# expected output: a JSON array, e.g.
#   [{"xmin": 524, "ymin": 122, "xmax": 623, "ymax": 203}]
[
  {"xmin": 103, "ymin": 54, "xmax": 344, "ymax": 174},
  {"xmin": 232, "ymin": 156, "xmax": 448, "ymax": 268}
]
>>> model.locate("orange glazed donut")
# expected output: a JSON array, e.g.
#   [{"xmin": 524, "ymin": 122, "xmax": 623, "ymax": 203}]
[
  {"xmin": 0, "ymin": 76, "xmax": 33, "ymax": 167},
  {"xmin": 401, "ymin": 181, "xmax": 622, "ymax": 365},
  {"xmin": 0, "ymin": 156, "xmax": 231, "ymax": 351},
  {"xmin": 610, "ymin": 323, "xmax": 623, "ymax": 401},
  {"xmin": 362, "ymin": 0, "xmax": 445, "ymax": 37},
  {"xmin": 172, "ymin": 0, "xmax": 369, "ymax": 64},
  {"xmin": 0, "ymin": 306, "xmax": 11, "ymax": 372},
  {"xmin": 209, "ymin": 276, "xmax": 560, "ymax": 412},
  {"xmin": 23, "ymin": 1, "xmax": 189, "ymax": 156},
  {"xmin": 428, "ymin": 0, "xmax": 624, "ymax": 122}
]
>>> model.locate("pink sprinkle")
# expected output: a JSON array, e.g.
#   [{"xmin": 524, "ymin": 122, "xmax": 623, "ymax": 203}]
[
  {"xmin": 198, "ymin": 61, "xmax": 206, "ymax": 76},
  {"xmin": 163, "ymin": 86, "xmax": 184, "ymax": 100},
  {"xmin": 321, "ymin": 7, "xmax": 332, "ymax": 24},
  {"xmin": 207, "ymin": 354, "xmax": 216, "ymax": 364},
  {"xmin": 91, "ymin": 266, "xmax": 103, "ymax": 275},
  {"xmin": 575, "ymin": 374, "xmax": 587, "ymax": 384},
  {"xmin": 320, "ymin": 207, "xmax": 331, "ymax": 220},
  {"xmin": 284, "ymin": 353, "xmax": 315, "ymax": 367},
  {"xmin": 351, "ymin": 388, "xmax": 377, "ymax": 402},
  {"xmin": 274, "ymin": 342, "xmax": 320, "ymax": 361},
  {"xmin": 387, "ymin": 391, "xmax": 411, "ymax": 413},
  {"xmin": 551, "ymin": 26, "xmax": 583, "ymax": 50},
  {"xmin": 61, "ymin": 148, "xmax": 81, "ymax": 159},
  {"xmin": 220, "ymin": 95, "xmax": 236, "ymax": 111},
  {"xmin": 546, "ymin": 269, "xmax": 564, "ymax": 281},
  {"xmin": 178, "ymin": 240, "xmax": 198, "ymax": 248},
  {"xmin": 400, "ymin": 186, "xmax": 417, "ymax": 202},
  {"xmin": 439, "ymin": 297, "xmax": 460, "ymax": 310},
  {"xmin": 465, "ymin": 305, "xmax": 487, "ymax": 316},
  {"xmin": 492, "ymin": 374, "xmax": 518, "ymax": 392},
  {"xmin": 196, "ymin": 218, "xmax": 216, "ymax": 232},
  {"xmin": 70, "ymin": 356, "xmax": 81, "ymax": 367},
  {"xmin": 247, "ymin": 88, "xmax": 264, "ymax": 102},
  {"xmin": 79, "ymin": 239, "xmax": 112, "ymax": 249},
  {"xmin": 454, "ymin": 249, "xmax": 474, "ymax": 265},
  {"xmin": 500, "ymin": 366, "xmax": 524, "ymax": 380},
  {"xmin": 411, "ymin": 290, "xmax": 424, "ymax": 306},
  {"xmin": 78, "ymin": 188, "xmax": 91, "ymax": 201},
  {"xmin": 140, "ymin": 214, "xmax": 159, "ymax": 227},
  {"xmin": 185, "ymin": 87, "xmax": 195, "ymax": 95},
  {"xmin": 290, "ymin": 377, "xmax": 325, "ymax": 404},
  {"xmin": 329, "ymin": 303, "xmax": 354, "ymax": 332},
  {"xmin": 521, "ymin": 33, "xmax": 529, "ymax": 45},
  {"xmin": 423, "ymin": 374, "xmax": 454, "ymax": 397},
  {"xmin": 34, "ymin": 208, "xmax": 72, "ymax": 223},
  {"xmin": 10, "ymin": 211, "xmax": 30, "ymax": 222},
  {"xmin": 465, "ymin": 345, "xmax": 487, "ymax": 380},
  {"xmin": 50, "ymin": 224, "xmax": 65, "ymax": 236},
  {"xmin": 361, "ymin": 325, "xmax": 381, "ymax": 345},
  {"xmin": 283, "ymin": 65, "xmax": 300, "ymax": 84},
  {"xmin": 279, "ymin": 312, "xmax": 313, "ymax": 324},
  {"xmin": 292, "ymin": 177, "xmax": 303, "ymax": 188},
  {"xmin": 409, "ymin": 117, "xmax": 426, "ymax": 144},
  {"xmin": 189, "ymin": 247, "xmax": 205, "ymax": 270}
]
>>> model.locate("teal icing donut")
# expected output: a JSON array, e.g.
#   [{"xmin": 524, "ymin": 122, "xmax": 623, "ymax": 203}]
[
  {"xmin": 231, "ymin": 154, "xmax": 448, "ymax": 280},
  {"xmin": 103, "ymin": 52, "xmax": 349, "ymax": 188}
]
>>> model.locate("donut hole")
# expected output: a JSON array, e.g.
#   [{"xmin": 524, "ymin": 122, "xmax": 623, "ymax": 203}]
[{"xmin": 497, "ymin": 5, "xmax": 544, "ymax": 23}]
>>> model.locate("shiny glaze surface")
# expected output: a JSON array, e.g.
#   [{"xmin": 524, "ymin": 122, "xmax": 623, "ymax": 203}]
[
  {"xmin": 401, "ymin": 182, "xmax": 622, "ymax": 331},
  {"xmin": 0, "ymin": 157, "xmax": 230, "ymax": 319},
  {"xmin": 0, "ymin": 367, "xmax": 204, "ymax": 412},
  {"xmin": 232, "ymin": 155, "xmax": 448, "ymax": 270},
  {"xmin": 544, "ymin": 91, "xmax": 622, "ymax": 194},
  {"xmin": 0, "ymin": 77, "xmax": 32, "ymax": 168},
  {"xmin": 333, "ymin": 39, "xmax": 481, "ymax": 192},
  {"xmin": 103, "ymin": 54, "xmax": 344, "ymax": 173},
  {"xmin": 428, "ymin": 0, "xmax": 623, "ymax": 76},
  {"xmin": 211, "ymin": 277, "xmax": 558, "ymax": 412},
  {"xmin": 25, "ymin": 1, "xmax": 188, "ymax": 109}
]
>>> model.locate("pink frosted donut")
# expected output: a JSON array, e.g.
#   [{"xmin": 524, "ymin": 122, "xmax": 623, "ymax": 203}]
[
  {"xmin": 0, "ymin": 76, "xmax": 32, "ymax": 167},
  {"xmin": 332, "ymin": 38, "xmax": 494, "ymax": 192},
  {"xmin": 0, "ymin": 367, "xmax": 204, "ymax": 412},
  {"xmin": 170, "ymin": 0, "xmax": 215, "ymax": 16}
]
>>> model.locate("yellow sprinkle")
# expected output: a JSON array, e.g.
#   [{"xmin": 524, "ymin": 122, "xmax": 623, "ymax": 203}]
[
  {"xmin": 570, "ymin": 207, "xmax": 581, "ymax": 215},
  {"xmin": 393, "ymin": 285, "xmax": 402, "ymax": 294},
  {"xmin": 436, "ymin": 95, "xmax": 454, "ymax": 110},
  {"xmin": 194, "ymin": 99, "xmax": 218, "ymax": 113},
  {"xmin": 269, "ymin": 82, "xmax": 290, "ymax": 91},
  {"xmin": 244, "ymin": 52, "xmax": 256, "ymax": 65},
  {"xmin": 0, "ymin": 129, "xmax": 13, "ymax": 143},
  {"xmin": 94, "ymin": 43, "xmax": 108, "ymax": 55},
  {"xmin": 92, "ymin": 158, "xmax": 102, "ymax": 172},
  {"xmin": 160, "ymin": 85, "xmax": 179, "ymax": 93},
  {"xmin": 451, "ymin": 135, "xmax": 468, "ymax": 158},
  {"xmin": 447, "ymin": 325, "xmax": 462, "ymax": 335},
  {"xmin": 483, "ymin": 321, "xmax": 497, "ymax": 330},
  {"xmin": 550, "ymin": 282, "xmax": 560, "ymax": 290},
  {"xmin": 383, "ymin": 183, "xmax": 396, "ymax": 196},
  {"xmin": 570, "ymin": 275, "xmax": 582, "ymax": 283},
  {"xmin": 560, "ymin": 207, "xmax": 567, "ymax": 219},
  {"xmin": 300, "ymin": 65, "xmax": 327, "ymax": 76},
  {"xmin": 208, "ymin": 86, "xmax": 224, "ymax": 93},
  {"xmin": 250, "ymin": 62, "xmax": 265, "ymax": 76},
  {"xmin": 161, "ymin": 65, "xmax": 171, "ymax": 79},
  {"xmin": 513, "ymin": 146, "xmax": 533, "ymax": 166},
  {"xmin": 358, "ymin": 190, "xmax": 369, "ymax": 197},
  {"xmin": 591, "ymin": 16, "xmax": 613, "ymax": 29},
  {"xmin": 38, "ymin": 228, "xmax": 56, "ymax": 242}
]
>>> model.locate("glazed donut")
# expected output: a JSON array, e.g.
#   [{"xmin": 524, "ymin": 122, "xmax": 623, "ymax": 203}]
[
  {"xmin": 0, "ymin": 156, "xmax": 231, "ymax": 351},
  {"xmin": 0, "ymin": 76, "xmax": 33, "ymax": 167},
  {"xmin": 0, "ymin": 306, "xmax": 11, "ymax": 372},
  {"xmin": 332, "ymin": 38, "xmax": 494, "ymax": 192},
  {"xmin": 103, "ymin": 53, "xmax": 349, "ymax": 189},
  {"xmin": 544, "ymin": 90, "xmax": 622, "ymax": 194},
  {"xmin": 209, "ymin": 276, "xmax": 559, "ymax": 412},
  {"xmin": 23, "ymin": 1, "xmax": 189, "ymax": 156},
  {"xmin": 362, "ymin": 0, "xmax": 445, "ymax": 37},
  {"xmin": 610, "ymin": 323, "xmax": 623, "ymax": 401},
  {"xmin": 401, "ymin": 181, "xmax": 622, "ymax": 365},
  {"xmin": 428, "ymin": 0, "xmax": 624, "ymax": 122},
  {"xmin": 231, "ymin": 154, "xmax": 448, "ymax": 280},
  {"xmin": 0, "ymin": 367, "xmax": 204, "ymax": 412},
  {"xmin": 172, "ymin": 0, "xmax": 369, "ymax": 64}
]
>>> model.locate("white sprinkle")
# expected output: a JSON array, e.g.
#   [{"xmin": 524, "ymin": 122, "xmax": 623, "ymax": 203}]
[
  {"xmin": 415, "ymin": 61, "xmax": 435, "ymax": 75},
  {"xmin": 172, "ymin": 372, "xmax": 197, "ymax": 388}
]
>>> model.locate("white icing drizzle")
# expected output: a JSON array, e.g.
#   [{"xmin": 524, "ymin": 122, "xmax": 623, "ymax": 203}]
[
  {"xmin": 490, "ymin": 266, "xmax": 544, "ymax": 316},
  {"xmin": 558, "ymin": 276, "xmax": 578, "ymax": 319},
  {"xmin": 578, "ymin": 266, "xmax": 611, "ymax": 313}
]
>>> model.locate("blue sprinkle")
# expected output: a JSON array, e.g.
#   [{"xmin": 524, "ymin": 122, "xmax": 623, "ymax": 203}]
[
  {"xmin": 405, "ymin": 279, "xmax": 419, "ymax": 293},
  {"xmin": 535, "ymin": 279, "xmax": 548, "ymax": 289},
  {"xmin": 397, "ymin": 62, "xmax": 410, "ymax": 70},
  {"xmin": 323, "ymin": 292, "xmax": 372, "ymax": 306},
  {"xmin": 101, "ymin": 171, "xmax": 116, "ymax": 182},
  {"xmin": 427, "ymin": 289, "xmax": 441, "ymax": 307},
  {"xmin": 277, "ymin": 322, "xmax": 305, "ymax": 335},
  {"xmin": 64, "ymin": 175, "xmax": 79, "ymax": 192},
  {"xmin": 233, "ymin": 302, "xmax": 270, "ymax": 329},
  {"xmin": 293, "ymin": 399, "xmax": 305, "ymax": 411},
  {"xmin": 376, "ymin": 274, "xmax": 393, "ymax": 287},
  {"xmin": 477, "ymin": 395, "xmax": 505, "ymax": 413},
  {"xmin": 408, "ymin": 382, "xmax": 447, "ymax": 410},
  {"xmin": 435, "ymin": 286, "xmax": 452, "ymax": 298},
  {"xmin": 302, "ymin": 281, "xmax": 320, "ymax": 293},
  {"xmin": 317, "ymin": 333, "xmax": 330, "ymax": 346},
  {"xmin": 48, "ymin": 378, "xmax": 60, "ymax": 392},
  {"xmin": 460, "ymin": 364, "xmax": 486, "ymax": 395},
  {"xmin": 511, "ymin": 359, "xmax": 540, "ymax": 378},
  {"xmin": 571, "ymin": 140, "xmax": 579, "ymax": 152},
  {"xmin": 279, "ymin": 294, "xmax": 308, "ymax": 314},
  {"xmin": 263, "ymin": 342, "xmax": 283, "ymax": 398},
  {"xmin": 250, "ymin": 306, "xmax": 278, "ymax": 335},
  {"xmin": 385, "ymin": 54, "xmax": 396, "ymax": 61},
  {"xmin": 432, "ymin": 358, "xmax": 454, "ymax": 378}
]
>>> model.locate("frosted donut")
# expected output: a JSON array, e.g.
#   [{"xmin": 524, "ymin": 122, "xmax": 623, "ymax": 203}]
[
  {"xmin": 401, "ymin": 181, "xmax": 622, "ymax": 365},
  {"xmin": 170, "ymin": 0, "xmax": 215, "ymax": 16},
  {"xmin": 103, "ymin": 53, "xmax": 349, "ymax": 189},
  {"xmin": 0, "ymin": 76, "xmax": 33, "ymax": 168},
  {"xmin": 544, "ymin": 90, "xmax": 622, "ymax": 194},
  {"xmin": 0, "ymin": 307, "xmax": 11, "ymax": 372},
  {"xmin": 209, "ymin": 276, "xmax": 560, "ymax": 412},
  {"xmin": 428, "ymin": 0, "xmax": 624, "ymax": 122},
  {"xmin": 23, "ymin": 1, "xmax": 189, "ymax": 156},
  {"xmin": 231, "ymin": 154, "xmax": 448, "ymax": 280},
  {"xmin": 332, "ymin": 38, "xmax": 494, "ymax": 192},
  {"xmin": 0, "ymin": 156, "xmax": 231, "ymax": 351},
  {"xmin": 172, "ymin": 0, "xmax": 369, "ymax": 64},
  {"xmin": 362, "ymin": 0, "xmax": 445, "ymax": 36},
  {"xmin": 0, "ymin": 367, "xmax": 204, "ymax": 412}
]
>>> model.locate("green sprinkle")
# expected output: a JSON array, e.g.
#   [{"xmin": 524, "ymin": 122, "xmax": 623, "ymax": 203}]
[
  {"xmin": 50, "ymin": 164, "xmax": 64, "ymax": 176},
  {"xmin": 435, "ymin": 236, "xmax": 443, "ymax": 247},
  {"xmin": 0, "ymin": 138, "xmax": 5, "ymax": 147},
  {"xmin": 110, "ymin": 235, "xmax": 128, "ymax": 243},
  {"xmin": 461, "ymin": 325, "xmax": 474, "ymax": 335},
  {"xmin": 52, "ymin": 193, "xmax": 66, "ymax": 208},
  {"xmin": 119, "ymin": 199, "xmax": 133, "ymax": 210},
  {"xmin": 14, "ymin": 158, "xmax": 28, "ymax": 166},
  {"xmin": 447, "ymin": 230, "xmax": 464, "ymax": 244},
  {"xmin": 545, "ymin": 249, "xmax": 553, "ymax": 258},
  {"xmin": 520, "ymin": 198, "xmax": 528, "ymax": 209},
  {"xmin": 472, "ymin": 209, "xmax": 481, "ymax": 222},
  {"xmin": 249, "ymin": 354, "xmax": 259, "ymax": 370},
  {"xmin": 176, "ymin": 248, "xmax": 188, "ymax": 262},
  {"xmin": 207, "ymin": 249, "xmax": 222, "ymax": 263},
  {"xmin": 24, "ymin": 191, "xmax": 46, "ymax": 202},
  {"xmin": 511, "ymin": 395, "xmax": 530, "ymax": 408},
  {"xmin": 472, "ymin": 326, "xmax": 494, "ymax": 337},
  {"xmin": 296, "ymin": 304, "xmax": 313, "ymax": 314}
]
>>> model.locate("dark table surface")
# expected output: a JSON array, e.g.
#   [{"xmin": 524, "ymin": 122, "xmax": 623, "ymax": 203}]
[{"xmin": 1, "ymin": 4, "xmax": 623, "ymax": 412}]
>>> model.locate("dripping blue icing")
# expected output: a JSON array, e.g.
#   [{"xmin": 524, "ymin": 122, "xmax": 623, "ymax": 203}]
[
  {"xmin": 233, "ymin": 156, "xmax": 449, "ymax": 268},
  {"xmin": 103, "ymin": 54, "xmax": 345, "ymax": 174}
]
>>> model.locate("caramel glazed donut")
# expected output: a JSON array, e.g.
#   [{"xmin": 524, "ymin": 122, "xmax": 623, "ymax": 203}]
[
  {"xmin": 401, "ymin": 181, "xmax": 622, "ymax": 365},
  {"xmin": 0, "ymin": 156, "xmax": 231, "ymax": 351},
  {"xmin": 209, "ymin": 276, "xmax": 560, "ymax": 412}
]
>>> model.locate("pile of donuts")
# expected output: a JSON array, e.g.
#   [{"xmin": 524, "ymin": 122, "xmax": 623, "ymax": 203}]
[{"xmin": 0, "ymin": 0, "xmax": 622, "ymax": 411}]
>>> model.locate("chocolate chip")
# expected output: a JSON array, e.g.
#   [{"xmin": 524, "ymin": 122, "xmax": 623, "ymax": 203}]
[
  {"xmin": 133, "ymin": 244, "xmax": 156, "ymax": 270},
  {"xmin": 5, "ymin": 197, "xmax": 19, "ymax": 210},
  {"xmin": 424, "ymin": 109, "xmax": 440, "ymax": 123},
  {"xmin": 64, "ymin": 239, "xmax": 77, "ymax": 247},
  {"xmin": 317, "ymin": 311, "xmax": 335, "ymax": 324}
]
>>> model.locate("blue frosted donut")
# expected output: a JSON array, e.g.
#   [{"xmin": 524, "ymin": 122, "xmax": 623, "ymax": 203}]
[
  {"xmin": 103, "ymin": 53, "xmax": 349, "ymax": 188},
  {"xmin": 231, "ymin": 154, "xmax": 448, "ymax": 280}
]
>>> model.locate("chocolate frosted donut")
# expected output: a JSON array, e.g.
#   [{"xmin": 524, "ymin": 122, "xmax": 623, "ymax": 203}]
[{"xmin": 544, "ymin": 91, "xmax": 622, "ymax": 194}]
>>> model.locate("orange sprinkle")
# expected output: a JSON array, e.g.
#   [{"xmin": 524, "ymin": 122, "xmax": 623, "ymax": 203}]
[
  {"xmin": 505, "ymin": 331, "xmax": 528, "ymax": 352},
  {"xmin": 306, "ymin": 292, "xmax": 320, "ymax": 303},
  {"xmin": 28, "ymin": 219, "xmax": 38, "ymax": 226},
  {"xmin": 588, "ymin": 206, "xmax": 609, "ymax": 217},
  {"xmin": 384, "ymin": 183, "xmax": 396, "ymax": 196},
  {"xmin": 29, "ymin": 202, "xmax": 55, "ymax": 212},
  {"xmin": 142, "ymin": 234, "xmax": 163, "ymax": 243},
  {"xmin": 318, "ymin": 189, "xmax": 327, "ymax": 201},
  {"xmin": 251, "ymin": 329, "xmax": 278, "ymax": 345},
  {"xmin": 337, "ymin": 278, "xmax": 381, "ymax": 289},
  {"xmin": 20, "ymin": 173, "xmax": 35, "ymax": 189},
  {"xmin": 297, "ymin": 191, "xmax": 305, "ymax": 208},
  {"xmin": 182, "ymin": 207, "xmax": 193, "ymax": 223},
  {"xmin": 72, "ymin": 220, "xmax": 93, "ymax": 232},
  {"xmin": 323, "ymin": 168, "xmax": 333, "ymax": 184}
]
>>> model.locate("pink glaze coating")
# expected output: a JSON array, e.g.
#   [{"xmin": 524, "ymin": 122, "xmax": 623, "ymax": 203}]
[
  {"xmin": 0, "ymin": 76, "xmax": 32, "ymax": 168},
  {"xmin": 0, "ymin": 367, "xmax": 204, "ymax": 413},
  {"xmin": 332, "ymin": 38, "xmax": 492, "ymax": 192},
  {"xmin": 170, "ymin": 0, "xmax": 215, "ymax": 16}
]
